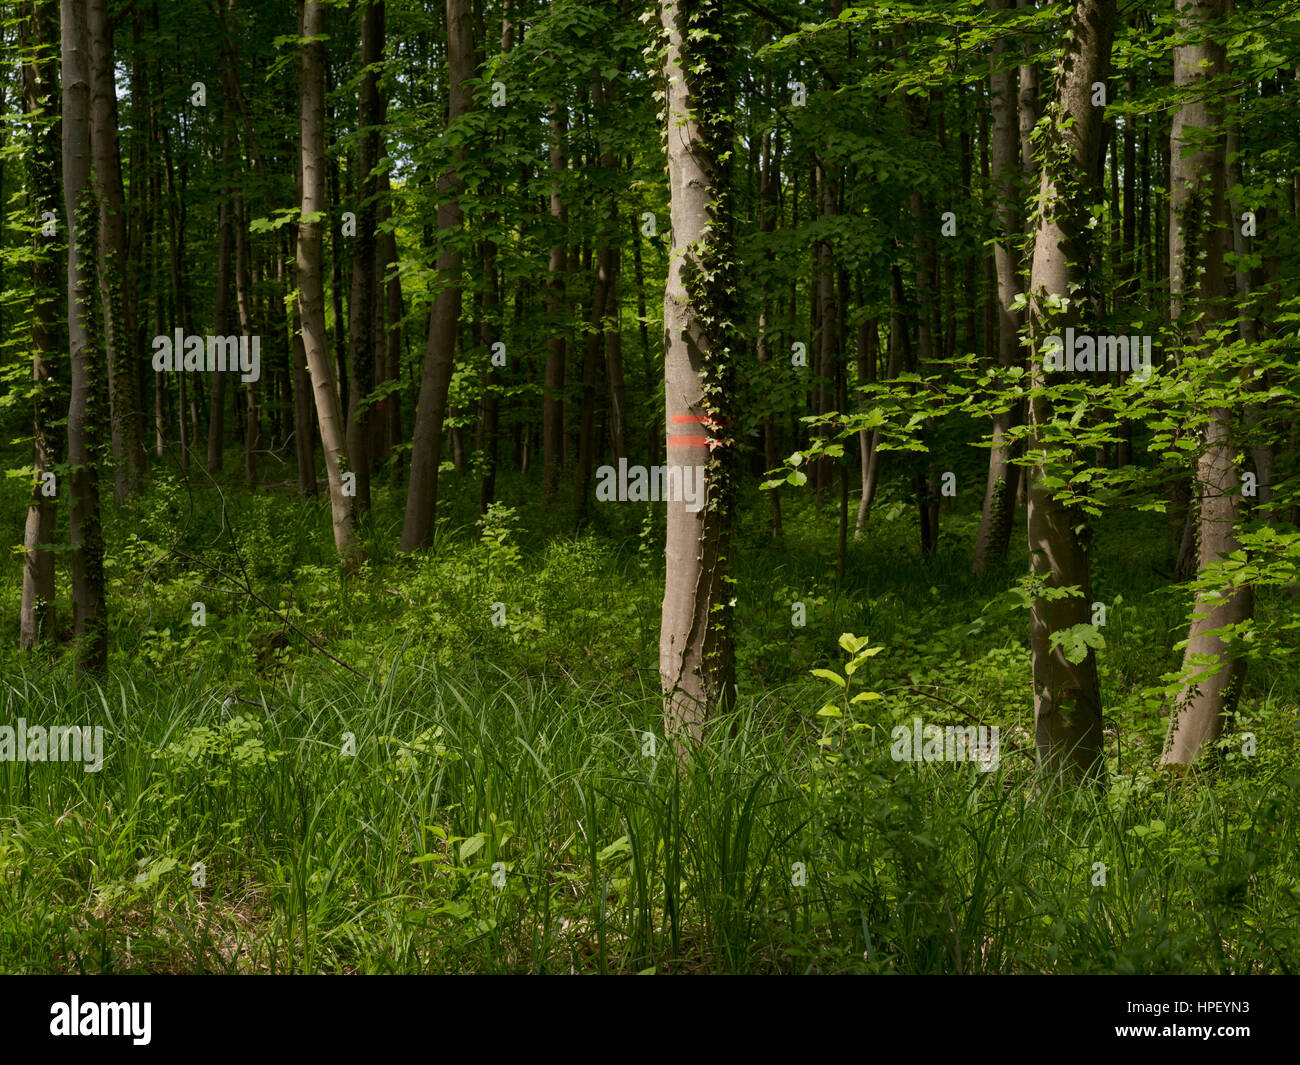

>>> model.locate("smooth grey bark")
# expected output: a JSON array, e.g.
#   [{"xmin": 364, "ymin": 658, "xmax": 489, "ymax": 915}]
[
  {"xmin": 1024, "ymin": 0, "xmax": 1116, "ymax": 781},
  {"xmin": 1162, "ymin": 0, "xmax": 1254, "ymax": 766},
  {"xmin": 298, "ymin": 0, "xmax": 360, "ymax": 563},
  {"xmin": 658, "ymin": 0, "xmax": 736, "ymax": 749}
]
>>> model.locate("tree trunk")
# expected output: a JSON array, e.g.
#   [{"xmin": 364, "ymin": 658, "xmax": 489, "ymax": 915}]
[
  {"xmin": 658, "ymin": 0, "xmax": 737, "ymax": 750},
  {"xmin": 758, "ymin": 126, "xmax": 784, "ymax": 538},
  {"xmin": 234, "ymin": 191, "xmax": 259, "ymax": 483},
  {"xmin": 1017, "ymin": 0, "xmax": 1040, "ymax": 179},
  {"xmin": 1162, "ymin": 0, "xmax": 1253, "ymax": 766},
  {"xmin": 854, "ymin": 306, "xmax": 879, "ymax": 537},
  {"xmin": 543, "ymin": 106, "xmax": 568, "ymax": 502},
  {"xmin": 974, "ymin": 0, "xmax": 1024, "ymax": 573},
  {"xmin": 19, "ymin": 0, "xmax": 60, "ymax": 650},
  {"xmin": 401, "ymin": 0, "xmax": 475, "ymax": 551},
  {"xmin": 346, "ymin": 0, "xmax": 385, "ymax": 514},
  {"xmin": 1024, "ymin": 0, "xmax": 1116, "ymax": 782},
  {"xmin": 88, "ymin": 0, "xmax": 147, "ymax": 503},
  {"xmin": 290, "ymin": 225, "xmax": 318, "ymax": 497},
  {"xmin": 298, "ymin": 0, "xmax": 360, "ymax": 564},
  {"xmin": 63, "ymin": 0, "xmax": 108, "ymax": 676},
  {"xmin": 377, "ymin": 164, "xmax": 404, "ymax": 464}
]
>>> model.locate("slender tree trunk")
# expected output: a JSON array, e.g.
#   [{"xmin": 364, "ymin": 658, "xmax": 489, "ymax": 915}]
[
  {"xmin": 63, "ymin": 0, "xmax": 108, "ymax": 676},
  {"xmin": 813, "ymin": 163, "xmax": 836, "ymax": 507},
  {"xmin": 906, "ymin": 100, "xmax": 940, "ymax": 555},
  {"xmin": 573, "ymin": 77, "xmax": 620, "ymax": 526},
  {"xmin": 290, "ymin": 224, "xmax": 318, "ymax": 497},
  {"xmin": 346, "ymin": 0, "xmax": 385, "ymax": 514},
  {"xmin": 477, "ymin": 242, "xmax": 501, "ymax": 517},
  {"xmin": 974, "ymin": 0, "xmax": 1024, "ymax": 572},
  {"xmin": 207, "ymin": 193, "xmax": 233, "ymax": 472},
  {"xmin": 234, "ymin": 192, "xmax": 259, "ymax": 482},
  {"xmin": 572, "ymin": 246, "xmax": 610, "ymax": 525},
  {"xmin": 401, "ymin": 0, "xmax": 475, "ymax": 551},
  {"xmin": 758, "ymin": 126, "xmax": 783, "ymax": 538},
  {"xmin": 377, "ymin": 164, "xmax": 404, "ymax": 464},
  {"xmin": 159, "ymin": 37, "xmax": 189, "ymax": 471},
  {"xmin": 1024, "ymin": 0, "xmax": 1116, "ymax": 782},
  {"xmin": 19, "ymin": 0, "xmax": 60, "ymax": 650},
  {"xmin": 88, "ymin": 0, "xmax": 146, "ymax": 502},
  {"xmin": 854, "ymin": 306, "xmax": 879, "ymax": 537},
  {"xmin": 658, "ymin": 0, "xmax": 736, "ymax": 749},
  {"xmin": 601, "ymin": 78, "xmax": 628, "ymax": 468},
  {"xmin": 1162, "ymin": 0, "xmax": 1253, "ymax": 766},
  {"xmin": 543, "ymin": 105, "xmax": 568, "ymax": 501},
  {"xmin": 1017, "ymin": 0, "xmax": 1040, "ymax": 179},
  {"xmin": 298, "ymin": 0, "xmax": 360, "ymax": 564}
]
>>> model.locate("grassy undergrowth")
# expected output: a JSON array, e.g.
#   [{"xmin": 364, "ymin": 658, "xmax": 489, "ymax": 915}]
[{"xmin": 1, "ymin": 461, "xmax": 1298, "ymax": 973}]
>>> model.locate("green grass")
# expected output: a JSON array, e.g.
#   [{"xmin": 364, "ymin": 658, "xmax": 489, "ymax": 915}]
[{"xmin": 1, "ymin": 458, "xmax": 1298, "ymax": 973}]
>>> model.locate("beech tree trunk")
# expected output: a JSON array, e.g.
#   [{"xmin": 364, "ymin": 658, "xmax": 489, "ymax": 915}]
[
  {"xmin": 19, "ymin": 0, "xmax": 60, "ymax": 650},
  {"xmin": 346, "ymin": 0, "xmax": 385, "ymax": 514},
  {"xmin": 401, "ymin": 0, "xmax": 475, "ymax": 551},
  {"xmin": 658, "ymin": 0, "xmax": 736, "ymax": 749},
  {"xmin": 974, "ymin": 0, "xmax": 1024, "ymax": 572},
  {"xmin": 1162, "ymin": 0, "xmax": 1253, "ymax": 766},
  {"xmin": 542, "ymin": 106, "xmax": 568, "ymax": 502},
  {"xmin": 298, "ymin": 0, "xmax": 361, "ymax": 564},
  {"xmin": 234, "ymin": 191, "xmax": 259, "ymax": 482},
  {"xmin": 63, "ymin": 0, "xmax": 108, "ymax": 676},
  {"xmin": 88, "ymin": 0, "xmax": 147, "ymax": 502},
  {"xmin": 1024, "ymin": 0, "xmax": 1116, "ymax": 781},
  {"xmin": 290, "ymin": 225, "xmax": 318, "ymax": 497}
]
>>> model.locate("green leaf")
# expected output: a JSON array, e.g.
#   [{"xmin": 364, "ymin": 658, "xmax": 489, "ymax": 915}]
[
  {"xmin": 459, "ymin": 833, "xmax": 487, "ymax": 861},
  {"xmin": 838, "ymin": 633, "xmax": 870, "ymax": 654},
  {"xmin": 810, "ymin": 668, "xmax": 846, "ymax": 688}
]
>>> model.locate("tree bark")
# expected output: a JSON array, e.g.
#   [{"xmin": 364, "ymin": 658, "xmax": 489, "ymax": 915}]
[
  {"xmin": 543, "ymin": 106, "xmax": 568, "ymax": 502},
  {"xmin": 1162, "ymin": 0, "xmax": 1253, "ymax": 766},
  {"xmin": 1024, "ymin": 0, "xmax": 1116, "ymax": 781},
  {"xmin": 88, "ymin": 0, "xmax": 147, "ymax": 503},
  {"xmin": 658, "ymin": 0, "xmax": 737, "ymax": 749},
  {"xmin": 347, "ymin": 0, "xmax": 385, "ymax": 514},
  {"xmin": 19, "ymin": 0, "xmax": 61, "ymax": 650},
  {"xmin": 298, "ymin": 0, "xmax": 360, "ymax": 564},
  {"xmin": 290, "ymin": 225, "xmax": 318, "ymax": 497},
  {"xmin": 234, "ymin": 191, "xmax": 259, "ymax": 482},
  {"xmin": 974, "ymin": 0, "xmax": 1024, "ymax": 573},
  {"xmin": 401, "ymin": 0, "xmax": 476, "ymax": 551},
  {"xmin": 63, "ymin": 0, "xmax": 108, "ymax": 676}
]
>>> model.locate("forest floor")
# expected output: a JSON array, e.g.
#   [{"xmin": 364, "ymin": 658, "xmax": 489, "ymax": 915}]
[{"xmin": 2, "ymin": 458, "xmax": 1297, "ymax": 973}]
